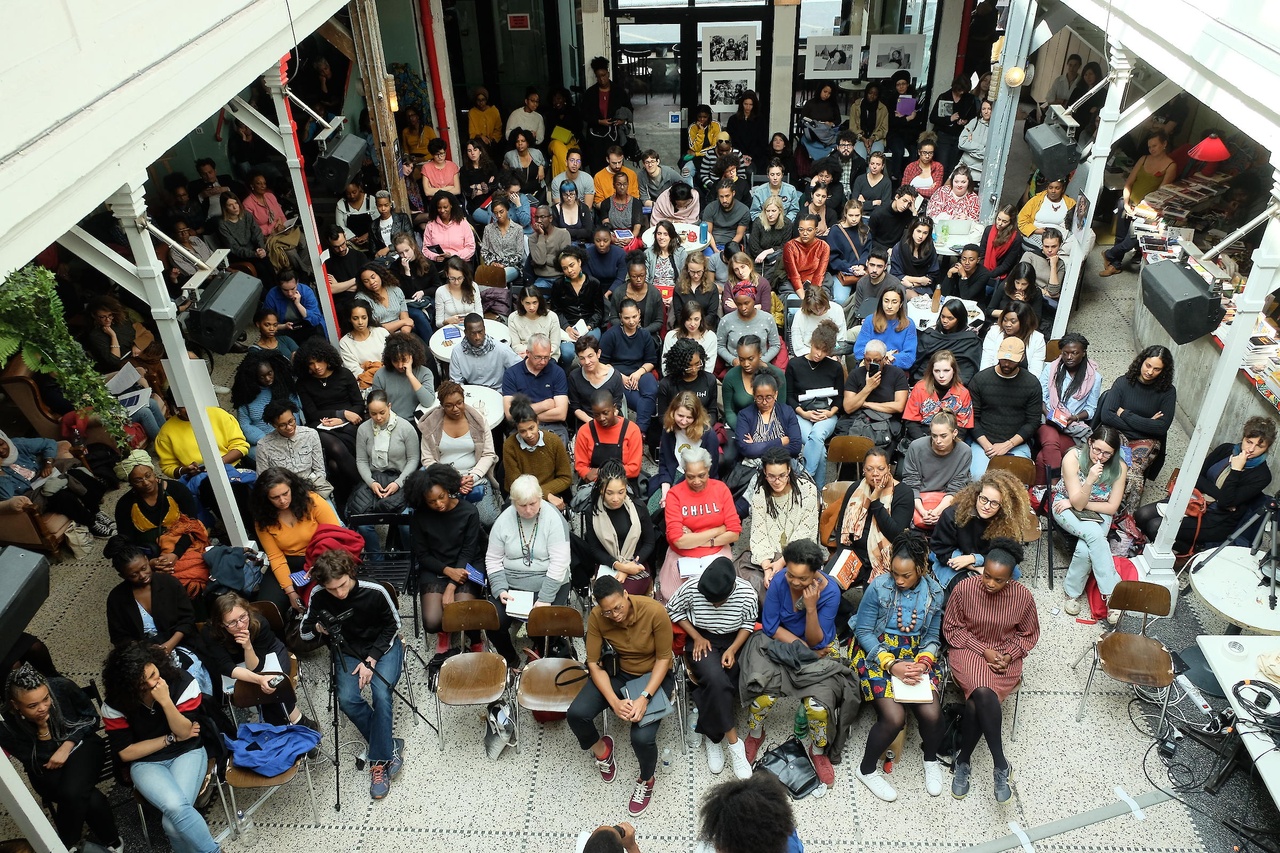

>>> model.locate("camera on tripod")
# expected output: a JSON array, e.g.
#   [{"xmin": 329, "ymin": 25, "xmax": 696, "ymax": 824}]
[{"xmin": 315, "ymin": 607, "xmax": 354, "ymax": 639}]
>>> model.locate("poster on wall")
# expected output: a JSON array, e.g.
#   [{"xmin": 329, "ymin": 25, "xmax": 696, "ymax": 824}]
[
  {"xmin": 702, "ymin": 26, "xmax": 756, "ymax": 70},
  {"xmin": 703, "ymin": 72, "xmax": 756, "ymax": 114},
  {"xmin": 805, "ymin": 36, "xmax": 863, "ymax": 80},
  {"xmin": 868, "ymin": 34, "xmax": 925, "ymax": 79}
]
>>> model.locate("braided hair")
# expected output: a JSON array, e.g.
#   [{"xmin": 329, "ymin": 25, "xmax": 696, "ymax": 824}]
[
  {"xmin": 890, "ymin": 528, "xmax": 932, "ymax": 576},
  {"xmin": 754, "ymin": 446, "xmax": 804, "ymax": 520},
  {"xmin": 4, "ymin": 664, "xmax": 73, "ymax": 743},
  {"xmin": 591, "ymin": 459, "xmax": 630, "ymax": 514}
]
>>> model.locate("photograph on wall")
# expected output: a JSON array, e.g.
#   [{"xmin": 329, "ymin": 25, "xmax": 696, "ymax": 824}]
[
  {"xmin": 805, "ymin": 36, "xmax": 863, "ymax": 80},
  {"xmin": 702, "ymin": 26, "xmax": 756, "ymax": 70},
  {"xmin": 703, "ymin": 73, "xmax": 756, "ymax": 113},
  {"xmin": 868, "ymin": 34, "xmax": 925, "ymax": 78}
]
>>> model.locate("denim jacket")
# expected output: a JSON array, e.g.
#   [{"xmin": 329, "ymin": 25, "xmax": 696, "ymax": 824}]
[{"xmin": 852, "ymin": 571, "xmax": 946, "ymax": 663}]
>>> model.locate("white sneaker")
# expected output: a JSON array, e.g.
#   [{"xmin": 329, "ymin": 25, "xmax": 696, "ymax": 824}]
[
  {"xmin": 1063, "ymin": 596, "xmax": 1082, "ymax": 616},
  {"xmin": 923, "ymin": 760, "xmax": 943, "ymax": 796},
  {"xmin": 725, "ymin": 737, "xmax": 752, "ymax": 779},
  {"xmin": 704, "ymin": 736, "xmax": 725, "ymax": 774},
  {"xmin": 857, "ymin": 768, "xmax": 898, "ymax": 802}
]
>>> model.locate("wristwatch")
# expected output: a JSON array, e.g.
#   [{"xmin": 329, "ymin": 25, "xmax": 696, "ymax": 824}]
[
  {"xmin": 640, "ymin": 690, "xmax": 652, "ymax": 701},
  {"xmin": 164, "ymin": 733, "xmax": 176, "ymax": 746}
]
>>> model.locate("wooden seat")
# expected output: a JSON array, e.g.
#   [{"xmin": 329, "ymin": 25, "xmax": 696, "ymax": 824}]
[
  {"xmin": 828, "ymin": 436, "xmax": 874, "ymax": 481},
  {"xmin": 1077, "ymin": 581, "xmax": 1174, "ymax": 733},
  {"xmin": 515, "ymin": 606, "xmax": 587, "ymax": 746},
  {"xmin": 473, "ymin": 263, "xmax": 507, "ymax": 290},
  {"xmin": 223, "ymin": 753, "xmax": 317, "ymax": 838},
  {"xmin": 1044, "ymin": 339, "xmax": 1061, "ymax": 363},
  {"xmin": 434, "ymin": 599, "xmax": 509, "ymax": 749},
  {"xmin": 986, "ymin": 454, "xmax": 1035, "ymax": 487}
]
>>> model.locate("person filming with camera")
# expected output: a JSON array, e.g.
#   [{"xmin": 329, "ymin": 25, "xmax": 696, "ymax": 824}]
[{"xmin": 299, "ymin": 549, "xmax": 405, "ymax": 800}]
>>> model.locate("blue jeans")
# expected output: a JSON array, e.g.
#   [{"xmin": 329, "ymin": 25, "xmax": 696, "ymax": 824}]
[
  {"xmin": 931, "ymin": 552, "xmax": 1021, "ymax": 588},
  {"xmin": 407, "ymin": 305, "xmax": 434, "ymax": 343},
  {"xmin": 533, "ymin": 276, "xmax": 558, "ymax": 293},
  {"xmin": 1054, "ymin": 507, "xmax": 1118, "ymax": 598},
  {"xmin": 797, "ymin": 415, "xmax": 838, "ymax": 488},
  {"xmin": 829, "ymin": 273, "xmax": 852, "ymax": 305},
  {"xmin": 130, "ymin": 746, "xmax": 217, "ymax": 853},
  {"xmin": 560, "ymin": 328, "xmax": 600, "ymax": 364},
  {"xmin": 132, "ymin": 397, "xmax": 166, "ymax": 440},
  {"xmin": 621, "ymin": 372, "xmax": 660, "ymax": 431},
  {"xmin": 854, "ymin": 139, "xmax": 885, "ymax": 161},
  {"xmin": 968, "ymin": 441, "xmax": 1031, "ymax": 479},
  {"xmin": 336, "ymin": 637, "xmax": 403, "ymax": 763}
]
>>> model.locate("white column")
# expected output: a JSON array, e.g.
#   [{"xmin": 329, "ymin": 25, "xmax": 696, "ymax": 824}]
[
  {"xmin": 262, "ymin": 68, "xmax": 340, "ymax": 346},
  {"xmin": 1139, "ymin": 169, "xmax": 1280, "ymax": 598},
  {"xmin": 0, "ymin": 751, "xmax": 66, "ymax": 852},
  {"xmin": 108, "ymin": 181, "xmax": 251, "ymax": 545},
  {"xmin": 979, "ymin": 0, "xmax": 1038, "ymax": 222},
  {"xmin": 1051, "ymin": 46, "xmax": 1133, "ymax": 338},
  {"xmin": 768, "ymin": 5, "xmax": 799, "ymax": 142}
]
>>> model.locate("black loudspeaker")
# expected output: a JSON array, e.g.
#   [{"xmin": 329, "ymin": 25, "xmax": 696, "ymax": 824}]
[
  {"xmin": 1140, "ymin": 259, "xmax": 1226, "ymax": 345},
  {"xmin": 188, "ymin": 270, "xmax": 262, "ymax": 354},
  {"xmin": 0, "ymin": 547, "xmax": 49, "ymax": 657},
  {"xmin": 1026, "ymin": 122, "xmax": 1080, "ymax": 181},
  {"xmin": 314, "ymin": 134, "xmax": 367, "ymax": 195}
]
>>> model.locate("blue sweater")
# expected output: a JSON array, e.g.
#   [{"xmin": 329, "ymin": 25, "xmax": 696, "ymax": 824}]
[
  {"xmin": 262, "ymin": 283, "xmax": 326, "ymax": 333},
  {"xmin": 853, "ymin": 317, "xmax": 919, "ymax": 373},
  {"xmin": 584, "ymin": 245, "xmax": 627, "ymax": 292},
  {"xmin": 600, "ymin": 324, "xmax": 658, "ymax": 374},
  {"xmin": 734, "ymin": 403, "xmax": 802, "ymax": 460},
  {"xmin": 236, "ymin": 388, "xmax": 305, "ymax": 446}
]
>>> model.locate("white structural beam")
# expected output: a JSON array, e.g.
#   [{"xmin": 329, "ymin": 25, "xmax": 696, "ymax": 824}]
[
  {"xmin": 980, "ymin": 0, "xmax": 1038, "ymax": 222},
  {"xmin": 0, "ymin": 753, "xmax": 64, "ymax": 853},
  {"xmin": 0, "ymin": 0, "xmax": 348, "ymax": 279}
]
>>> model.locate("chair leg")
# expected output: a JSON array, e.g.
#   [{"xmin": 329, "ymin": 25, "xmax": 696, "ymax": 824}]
[
  {"xmin": 1076, "ymin": 656, "xmax": 1100, "ymax": 721},
  {"xmin": 216, "ymin": 780, "xmax": 234, "ymax": 834},
  {"xmin": 135, "ymin": 799, "xmax": 152, "ymax": 850},
  {"xmin": 303, "ymin": 758, "xmax": 319, "ymax": 826},
  {"xmin": 1011, "ymin": 689, "xmax": 1021, "ymax": 741},
  {"xmin": 227, "ymin": 785, "xmax": 241, "ymax": 836},
  {"xmin": 435, "ymin": 693, "xmax": 445, "ymax": 751},
  {"xmin": 673, "ymin": 676, "xmax": 687, "ymax": 755},
  {"xmin": 1154, "ymin": 685, "xmax": 1172, "ymax": 740}
]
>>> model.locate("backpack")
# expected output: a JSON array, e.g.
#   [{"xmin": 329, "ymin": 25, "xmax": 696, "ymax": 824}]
[
  {"xmin": 204, "ymin": 546, "xmax": 268, "ymax": 596},
  {"xmin": 936, "ymin": 701, "xmax": 966, "ymax": 768}
]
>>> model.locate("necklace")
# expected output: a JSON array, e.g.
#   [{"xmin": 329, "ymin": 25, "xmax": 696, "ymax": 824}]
[
  {"xmin": 1047, "ymin": 200, "xmax": 1063, "ymax": 212},
  {"xmin": 517, "ymin": 513, "xmax": 540, "ymax": 566},
  {"xmin": 895, "ymin": 599, "xmax": 920, "ymax": 633}
]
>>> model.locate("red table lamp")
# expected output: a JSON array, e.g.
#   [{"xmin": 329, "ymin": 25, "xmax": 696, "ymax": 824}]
[{"xmin": 1188, "ymin": 133, "xmax": 1230, "ymax": 163}]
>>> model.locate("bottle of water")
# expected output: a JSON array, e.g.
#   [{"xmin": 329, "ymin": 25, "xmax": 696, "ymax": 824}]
[
  {"xmin": 236, "ymin": 810, "xmax": 257, "ymax": 846},
  {"xmin": 661, "ymin": 748, "xmax": 672, "ymax": 769},
  {"xmin": 689, "ymin": 706, "xmax": 699, "ymax": 734}
]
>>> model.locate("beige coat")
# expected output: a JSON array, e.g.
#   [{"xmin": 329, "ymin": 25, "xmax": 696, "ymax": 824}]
[{"xmin": 418, "ymin": 405, "xmax": 499, "ymax": 489}]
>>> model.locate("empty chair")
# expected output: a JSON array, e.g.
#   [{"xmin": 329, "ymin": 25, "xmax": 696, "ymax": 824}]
[
  {"xmin": 1076, "ymin": 581, "xmax": 1174, "ymax": 733},
  {"xmin": 434, "ymin": 600, "xmax": 510, "ymax": 750},
  {"xmin": 514, "ymin": 605, "xmax": 587, "ymax": 747}
]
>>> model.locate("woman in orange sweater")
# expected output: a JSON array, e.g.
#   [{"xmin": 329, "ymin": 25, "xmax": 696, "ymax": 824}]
[{"xmin": 252, "ymin": 467, "xmax": 340, "ymax": 614}]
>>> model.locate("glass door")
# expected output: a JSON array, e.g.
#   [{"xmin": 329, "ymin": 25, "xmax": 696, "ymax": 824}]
[{"xmin": 615, "ymin": 22, "xmax": 684, "ymax": 167}]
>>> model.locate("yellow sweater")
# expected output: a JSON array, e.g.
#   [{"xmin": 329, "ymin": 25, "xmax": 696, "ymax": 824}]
[
  {"xmin": 256, "ymin": 492, "xmax": 341, "ymax": 590},
  {"xmin": 154, "ymin": 408, "xmax": 250, "ymax": 478}
]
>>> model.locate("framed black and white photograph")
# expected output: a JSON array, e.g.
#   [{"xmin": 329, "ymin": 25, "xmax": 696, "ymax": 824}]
[
  {"xmin": 702, "ymin": 26, "xmax": 755, "ymax": 70},
  {"xmin": 805, "ymin": 36, "xmax": 862, "ymax": 80},
  {"xmin": 702, "ymin": 73, "xmax": 757, "ymax": 114},
  {"xmin": 868, "ymin": 34, "xmax": 925, "ymax": 78}
]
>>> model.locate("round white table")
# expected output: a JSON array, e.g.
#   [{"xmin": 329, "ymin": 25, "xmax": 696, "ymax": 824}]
[
  {"xmin": 933, "ymin": 219, "xmax": 981, "ymax": 258},
  {"xmin": 905, "ymin": 295, "xmax": 982, "ymax": 331},
  {"xmin": 642, "ymin": 223, "xmax": 708, "ymax": 253},
  {"xmin": 428, "ymin": 319, "xmax": 511, "ymax": 364},
  {"xmin": 1188, "ymin": 546, "xmax": 1280, "ymax": 635},
  {"xmin": 418, "ymin": 383, "xmax": 504, "ymax": 430}
]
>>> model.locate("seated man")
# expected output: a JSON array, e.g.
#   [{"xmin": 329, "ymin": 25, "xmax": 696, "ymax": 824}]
[
  {"xmin": 529, "ymin": 207, "xmax": 570, "ymax": 291},
  {"xmin": 697, "ymin": 137, "xmax": 745, "ymax": 195},
  {"xmin": 782, "ymin": 214, "xmax": 832, "ymax": 304},
  {"xmin": 550, "ymin": 147, "xmax": 595, "ymax": 208},
  {"xmin": 593, "ymin": 145, "xmax": 640, "ymax": 206},
  {"xmin": 300, "ymin": 548, "xmax": 405, "ymax": 800},
  {"xmin": 262, "ymin": 268, "xmax": 326, "ymax": 344},
  {"xmin": 867, "ymin": 185, "xmax": 918, "ymax": 252},
  {"xmin": 501, "ymin": 395, "xmax": 573, "ymax": 512},
  {"xmin": 637, "ymin": 149, "xmax": 682, "ymax": 206},
  {"xmin": 666, "ymin": 558, "xmax": 757, "ymax": 779},
  {"xmin": 450, "ymin": 313, "xmax": 521, "ymax": 391},
  {"xmin": 322, "ymin": 224, "xmax": 367, "ymax": 301},
  {"xmin": 750, "ymin": 158, "xmax": 802, "ymax": 222},
  {"xmin": 697, "ymin": 774, "xmax": 804, "ymax": 853},
  {"xmin": 574, "ymin": 389, "xmax": 644, "ymax": 488},
  {"xmin": 941, "ymin": 245, "xmax": 992, "ymax": 304},
  {"xmin": 899, "ymin": 411, "xmax": 971, "ymax": 531},
  {"xmin": 967, "ymin": 337, "xmax": 1041, "ymax": 478},
  {"xmin": 850, "ymin": 250, "xmax": 903, "ymax": 313},
  {"xmin": 702, "ymin": 180, "xmax": 751, "ymax": 286},
  {"xmin": 713, "ymin": 156, "xmax": 752, "ymax": 206},
  {"xmin": 599, "ymin": 299, "xmax": 659, "ymax": 435},
  {"xmin": 0, "ymin": 429, "xmax": 111, "ymax": 537},
  {"xmin": 501, "ymin": 334, "xmax": 571, "ymax": 447},
  {"xmin": 738, "ymin": 538, "xmax": 859, "ymax": 786},
  {"xmin": 840, "ymin": 339, "xmax": 909, "ymax": 448}
]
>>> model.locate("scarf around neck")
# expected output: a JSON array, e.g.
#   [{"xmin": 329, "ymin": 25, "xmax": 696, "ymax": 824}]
[
  {"xmin": 461, "ymin": 335, "xmax": 496, "ymax": 358},
  {"xmin": 840, "ymin": 476, "xmax": 898, "ymax": 581},
  {"xmin": 983, "ymin": 225, "xmax": 1017, "ymax": 271},
  {"xmin": 593, "ymin": 497, "xmax": 641, "ymax": 563},
  {"xmin": 371, "ymin": 412, "xmax": 400, "ymax": 470}
]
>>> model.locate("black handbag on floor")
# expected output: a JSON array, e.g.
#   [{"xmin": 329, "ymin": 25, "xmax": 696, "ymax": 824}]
[{"xmin": 754, "ymin": 736, "xmax": 822, "ymax": 799}]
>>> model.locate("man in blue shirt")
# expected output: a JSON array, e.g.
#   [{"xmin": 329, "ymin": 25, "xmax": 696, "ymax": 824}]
[
  {"xmin": 262, "ymin": 268, "xmax": 326, "ymax": 343},
  {"xmin": 501, "ymin": 334, "xmax": 571, "ymax": 446}
]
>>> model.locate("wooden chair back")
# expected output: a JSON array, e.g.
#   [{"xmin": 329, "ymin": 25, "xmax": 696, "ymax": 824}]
[
  {"xmin": 249, "ymin": 601, "xmax": 286, "ymax": 635},
  {"xmin": 526, "ymin": 605, "xmax": 584, "ymax": 639},
  {"xmin": 1044, "ymin": 339, "xmax": 1061, "ymax": 363},
  {"xmin": 987, "ymin": 455, "xmax": 1036, "ymax": 487},
  {"xmin": 442, "ymin": 599, "xmax": 501, "ymax": 633},
  {"xmin": 819, "ymin": 481, "xmax": 854, "ymax": 548},
  {"xmin": 828, "ymin": 436, "xmax": 874, "ymax": 481},
  {"xmin": 1096, "ymin": 633, "xmax": 1174, "ymax": 689},
  {"xmin": 1106, "ymin": 580, "xmax": 1172, "ymax": 626},
  {"xmin": 474, "ymin": 264, "xmax": 507, "ymax": 290}
]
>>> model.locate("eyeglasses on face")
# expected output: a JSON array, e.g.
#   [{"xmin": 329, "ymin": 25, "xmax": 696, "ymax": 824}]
[{"xmin": 976, "ymin": 494, "xmax": 1001, "ymax": 509}]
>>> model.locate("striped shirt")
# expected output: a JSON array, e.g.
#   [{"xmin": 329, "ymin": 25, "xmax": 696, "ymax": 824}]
[
  {"xmin": 666, "ymin": 577, "xmax": 759, "ymax": 636},
  {"xmin": 102, "ymin": 670, "xmax": 203, "ymax": 763},
  {"xmin": 942, "ymin": 576, "xmax": 1040, "ymax": 701}
]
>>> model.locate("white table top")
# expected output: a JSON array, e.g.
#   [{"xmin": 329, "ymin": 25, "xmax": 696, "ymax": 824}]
[
  {"xmin": 642, "ymin": 223, "xmax": 708, "ymax": 253},
  {"xmin": 934, "ymin": 219, "xmax": 981, "ymax": 257},
  {"xmin": 1195, "ymin": 635, "xmax": 1280, "ymax": 805},
  {"xmin": 1188, "ymin": 546, "xmax": 1280, "ymax": 634},
  {"xmin": 418, "ymin": 383, "xmax": 504, "ymax": 430},
  {"xmin": 906, "ymin": 295, "xmax": 982, "ymax": 332},
  {"xmin": 428, "ymin": 319, "xmax": 511, "ymax": 363}
]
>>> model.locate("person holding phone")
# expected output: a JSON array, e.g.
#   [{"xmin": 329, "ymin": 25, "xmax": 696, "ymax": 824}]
[{"xmin": 1052, "ymin": 426, "xmax": 1128, "ymax": 622}]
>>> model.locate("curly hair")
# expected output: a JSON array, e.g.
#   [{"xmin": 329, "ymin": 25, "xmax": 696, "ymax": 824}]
[
  {"xmin": 663, "ymin": 391, "xmax": 709, "ymax": 444},
  {"xmin": 699, "ymin": 774, "xmax": 796, "ymax": 853},
  {"xmin": 406, "ymin": 463, "xmax": 463, "ymax": 510},
  {"xmin": 357, "ymin": 263, "xmax": 402, "ymax": 298},
  {"xmin": 251, "ymin": 467, "xmax": 315, "ymax": 529},
  {"xmin": 102, "ymin": 641, "xmax": 185, "ymax": 714},
  {"xmin": 664, "ymin": 337, "xmax": 705, "ymax": 378},
  {"xmin": 294, "ymin": 336, "xmax": 344, "ymax": 380},
  {"xmin": 1123, "ymin": 345, "xmax": 1175, "ymax": 393},
  {"xmin": 230, "ymin": 350, "xmax": 295, "ymax": 409},
  {"xmin": 381, "ymin": 330, "xmax": 427, "ymax": 367},
  {"xmin": 951, "ymin": 469, "xmax": 1029, "ymax": 541},
  {"xmin": 1243, "ymin": 415, "xmax": 1277, "ymax": 447}
]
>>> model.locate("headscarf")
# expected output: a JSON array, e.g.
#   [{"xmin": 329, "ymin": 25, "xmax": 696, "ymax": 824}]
[
  {"xmin": 0, "ymin": 429, "xmax": 17, "ymax": 466},
  {"xmin": 731, "ymin": 281, "xmax": 757, "ymax": 301},
  {"xmin": 115, "ymin": 448, "xmax": 155, "ymax": 482}
]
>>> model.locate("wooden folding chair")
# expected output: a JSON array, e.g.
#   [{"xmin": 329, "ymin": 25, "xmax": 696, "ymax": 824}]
[
  {"xmin": 828, "ymin": 436, "xmax": 874, "ymax": 482},
  {"xmin": 514, "ymin": 606, "xmax": 587, "ymax": 750},
  {"xmin": 435, "ymin": 600, "xmax": 509, "ymax": 750},
  {"xmin": 986, "ymin": 454, "xmax": 1035, "ymax": 487},
  {"xmin": 1076, "ymin": 581, "xmax": 1174, "ymax": 735}
]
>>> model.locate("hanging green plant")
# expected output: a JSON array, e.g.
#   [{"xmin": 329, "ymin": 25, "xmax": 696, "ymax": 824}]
[{"xmin": 0, "ymin": 264, "xmax": 130, "ymax": 446}]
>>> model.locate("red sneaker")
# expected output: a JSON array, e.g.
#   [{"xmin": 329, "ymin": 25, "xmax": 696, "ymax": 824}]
[
  {"xmin": 594, "ymin": 735, "xmax": 617, "ymax": 783},
  {"xmin": 744, "ymin": 731, "xmax": 765, "ymax": 764},
  {"xmin": 628, "ymin": 776, "xmax": 655, "ymax": 816},
  {"xmin": 809, "ymin": 748, "xmax": 835, "ymax": 786}
]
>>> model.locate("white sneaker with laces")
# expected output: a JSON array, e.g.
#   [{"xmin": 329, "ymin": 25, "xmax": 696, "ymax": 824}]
[
  {"xmin": 1063, "ymin": 596, "xmax": 1082, "ymax": 616},
  {"xmin": 725, "ymin": 737, "xmax": 752, "ymax": 779},
  {"xmin": 856, "ymin": 768, "xmax": 898, "ymax": 802},
  {"xmin": 704, "ymin": 736, "xmax": 725, "ymax": 774},
  {"xmin": 923, "ymin": 760, "xmax": 943, "ymax": 796}
]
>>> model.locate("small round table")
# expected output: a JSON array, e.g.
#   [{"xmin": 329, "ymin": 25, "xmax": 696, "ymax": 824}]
[
  {"xmin": 642, "ymin": 223, "xmax": 709, "ymax": 253},
  {"xmin": 905, "ymin": 295, "xmax": 981, "ymax": 331},
  {"xmin": 417, "ymin": 384, "xmax": 504, "ymax": 430},
  {"xmin": 1181, "ymin": 546, "xmax": 1280, "ymax": 696},
  {"xmin": 428, "ymin": 319, "xmax": 511, "ymax": 364}
]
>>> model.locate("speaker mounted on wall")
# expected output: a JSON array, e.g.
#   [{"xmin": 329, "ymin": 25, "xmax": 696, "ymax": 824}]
[{"xmin": 1140, "ymin": 259, "xmax": 1226, "ymax": 345}]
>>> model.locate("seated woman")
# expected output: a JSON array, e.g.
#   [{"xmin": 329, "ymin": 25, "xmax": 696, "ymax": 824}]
[
  {"xmin": 205, "ymin": 592, "xmax": 314, "ymax": 727},
  {"xmin": 421, "ymin": 139, "xmax": 462, "ymax": 198},
  {"xmin": 1100, "ymin": 346, "xmax": 1177, "ymax": 517},
  {"xmin": 740, "ymin": 539, "xmax": 849, "ymax": 782},
  {"xmin": 986, "ymin": 262, "xmax": 1046, "ymax": 326},
  {"xmin": 252, "ymin": 467, "xmax": 341, "ymax": 615},
  {"xmin": 734, "ymin": 373, "xmax": 801, "ymax": 470},
  {"xmin": 665, "ymin": 558, "xmax": 758, "ymax": 779},
  {"xmin": 663, "ymin": 301, "xmax": 718, "ymax": 374},
  {"xmin": 419, "ymin": 380, "xmax": 499, "ymax": 512},
  {"xmin": 718, "ymin": 284, "xmax": 781, "ymax": 371},
  {"xmin": 435, "ymin": 256, "xmax": 484, "ymax": 328},
  {"xmin": 294, "ymin": 336, "xmax": 364, "ymax": 498},
  {"xmin": 391, "ymin": 232, "xmax": 437, "ymax": 301},
  {"xmin": 479, "ymin": 198, "xmax": 528, "ymax": 287},
  {"xmin": 231, "ymin": 350, "xmax": 302, "ymax": 460},
  {"xmin": 980, "ymin": 303, "xmax": 1045, "ymax": 378},
  {"xmin": 645, "ymin": 221, "xmax": 687, "ymax": 301},
  {"xmin": 1034, "ymin": 332, "xmax": 1102, "ymax": 485},
  {"xmin": 785, "ymin": 320, "xmax": 844, "ymax": 488},
  {"xmin": 103, "ymin": 537, "xmax": 211, "ymax": 696},
  {"xmin": 609, "ymin": 257, "xmax": 664, "ymax": 339},
  {"xmin": 852, "ymin": 530, "xmax": 946, "ymax": 802},
  {"xmin": 719, "ymin": 253, "xmax": 772, "ymax": 320},
  {"xmin": 656, "ymin": 339, "xmax": 720, "ymax": 428},
  {"xmin": 0, "ymin": 428, "xmax": 112, "ymax": 537},
  {"xmin": 566, "ymin": 335, "xmax": 624, "ymax": 427},
  {"xmin": 503, "ymin": 130, "xmax": 547, "ymax": 201},
  {"xmin": 1052, "ymin": 426, "xmax": 1128, "ymax": 621},
  {"xmin": 929, "ymin": 469, "xmax": 1029, "ymax": 587},
  {"xmin": 854, "ymin": 285, "xmax": 918, "ymax": 373},
  {"xmin": 218, "ymin": 192, "xmax": 273, "ymax": 282},
  {"xmin": 746, "ymin": 196, "xmax": 796, "ymax": 288},
  {"xmin": 977, "ymin": 205, "xmax": 1024, "ymax": 283},
  {"xmin": 657, "ymin": 447, "xmax": 742, "ymax": 602},
  {"xmin": 251, "ymin": 307, "xmax": 299, "ymax": 363},
  {"xmin": 551, "ymin": 246, "xmax": 608, "ymax": 365},
  {"xmin": 368, "ymin": 190, "xmax": 416, "ymax": 259},
  {"xmin": 1017, "ymin": 177, "xmax": 1075, "ymax": 255},
  {"xmin": 888, "ymin": 216, "xmax": 940, "ymax": 298},
  {"xmin": 600, "ymin": 298, "xmax": 660, "ymax": 435},
  {"xmin": 925, "ymin": 165, "xmax": 981, "ymax": 223},
  {"xmin": 101, "ymin": 642, "xmax": 218, "ymax": 853},
  {"xmin": 371, "ymin": 332, "xmax": 436, "ymax": 422},
  {"xmin": 501, "ymin": 396, "xmax": 574, "ymax": 512},
  {"xmin": 153, "ymin": 399, "xmax": 253, "ymax": 525},
  {"xmin": 943, "ymin": 539, "xmax": 1040, "ymax": 802},
  {"xmin": 837, "ymin": 447, "xmax": 913, "ymax": 590},
  {"xmin": 568, "ymin": 575, "xmax": 674, "ymax": 817},
  {"xmin": 421, "ymin": 190, "xmax": 476, "ymax": 265},
  {"xmin": 574, "ymin": 389, "xmax": 644, "ymax": 487},
  {"xmin": 672, "ymin": 254, "xmax": 721, "ymax": 336},
  {"xmin": 1134, "ymin": 416, "xmax": 1275, "ymax": 555},
  {"xmin": 741, "ymin": 447, "xmax": 819, "ymax": 599},
  {"xmin": 722, "ymin": 336, "xmax": 786, "ymax": 435},
  {"xmin": 113, "ymin": 450, "xmax": 200, "ymax": 559},
  {"xmin": 903, "ymin": 349, "xmax": 974, "ymax": 442},
  {"xmin": 406, "ymin": 464, "xmax": 485, "ymax": 679},
  {"xmin": 339, "ymin": 301, "xmax": 390, "ymax": 390},
  {"xmin": 348, "ymin": 389, "xmax": 418, "ymax": 552},
  {"xmin": 84, "ymin": 295, "xmax": 146, "ymax": 373},
  {"xmin": 790, "ymin": 286, "xmax": 847, "ymax": 360},
  {"xmin": 900, "ymin": 411, "xmax": 971, "ymax": 530},
  {"xmin": 0, "ymin": 665, "xmax": 123, "ymax": 853},
  {"xmin": 485, "ymin": 474, "xmax": 571, "ymax": 667},
  {"xmin": 552, "ymin": 181, "xmax": 596, "ymax": 243},
  {"xmin": 1022, "ymin": 228, "xmax": 1067, "ymax": 310},
  {"xmin": 823, "ymin": 200, "xmax": 871, "ymax": 304},
  {"xmin": 595, "ymin": 171, "xmax": 644, "ymax": 250},
  {"xmin": 358, "ymin": 264, "xmax": 430, "ymax": 344},
  {"xmin": 651, "ymin": 392, "xmax": 720, "ymax": 506},
  {"xmin": 902, "ymin": 132, "xmax": 944, "ymax": 199},
  {"xmin": 584, "ymin": 459, "xmax": 657, "ymax": 595},
  {"xmin": 507, "ymin": 286, "xmax": 563, "ymax": 359},
  {"xmin": 912, "ymin": 298, "xmax": 981, "ymax": 385}
]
